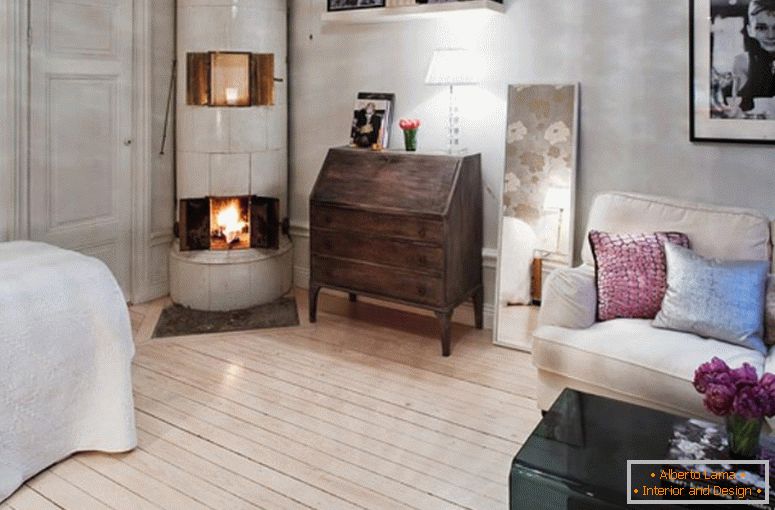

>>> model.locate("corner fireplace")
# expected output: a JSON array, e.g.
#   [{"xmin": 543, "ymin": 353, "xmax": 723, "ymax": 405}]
[
  {"xmin": 178, "ymin": 195, "xmax": 279, "ymax": 252},
  {"xmin": 171, "ymin": 0, "xmax": 291, "ymax": 313}
]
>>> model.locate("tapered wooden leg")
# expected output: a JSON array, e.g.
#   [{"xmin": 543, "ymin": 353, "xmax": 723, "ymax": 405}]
[
  {"xmin": 309, "ymin": 284, "xmax": 321, "ymax": 323},
  {"xmin": 348, "ymin": 293, "xmax": 357, "ymax": 303},
  {"xmin": 473, "ymin": 286, "xmax": 484, "ymax": 330},
  {"xmin": 435, "ymin": 310, "xmax": 453, "ymax": 357}
]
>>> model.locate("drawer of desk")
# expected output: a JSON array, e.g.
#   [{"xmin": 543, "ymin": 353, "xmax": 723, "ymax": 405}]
[
  {"xmin": 310, "ymin": 205, "xmax": 443, "ymax": 244},
  {"xmin": 312, "ymin": 255, "xmax": 444, "ymax": 306},
  {"xmin": 311, "ymin": 229, "xmax": 443, "ymax": 276}
]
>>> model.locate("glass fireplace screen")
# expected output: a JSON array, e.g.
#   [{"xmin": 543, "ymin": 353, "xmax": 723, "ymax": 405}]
[{"xmin": 178, "ymin": 195, "xmax": 280, "ymax": 251}]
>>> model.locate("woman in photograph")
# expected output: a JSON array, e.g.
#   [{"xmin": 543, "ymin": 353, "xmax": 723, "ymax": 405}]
[
  {"xmin": 731, "ymin": 0, "xmax": 775, "ymax": 112},
  {"xmin": 351, "ymin": 102, "xmax": 383, "ymax": 148}
]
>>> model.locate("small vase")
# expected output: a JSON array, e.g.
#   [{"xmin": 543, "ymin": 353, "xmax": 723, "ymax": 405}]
[
  {"xmin": 403, "ymin": 129, "xmax": 418, "ymax": 151},
  {"xmin": 726, "ymin": 414, "xmax": 763, "ymax": 459}
]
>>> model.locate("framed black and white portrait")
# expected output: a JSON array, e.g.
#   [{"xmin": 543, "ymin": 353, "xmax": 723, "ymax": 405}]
[
  {"xmin": 327, "ymin": 0, "xmax": 385, "ymax": 12},
  {"xmin": 350, "ymin": 92, "xmax": 394, "ymax": 148},
  {"xmin": 691, "ymin": 0, "xmax": 775, "ymax": 143}
]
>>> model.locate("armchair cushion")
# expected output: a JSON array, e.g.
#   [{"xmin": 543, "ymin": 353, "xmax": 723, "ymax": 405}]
[
  {"xmin": 581, "ymin": 192, "xmax": 770, "ymax": 265},
  {"xmin": 538, "ymin": 265, "xmax": 597, "ymax": 329},
  {"xmin": 589, "ymin": 230, "xmax": 690, "ymax": 321},
  {"xmin": 654, "ymin": 243, "xmax": 769, "ymax": 354},
  {"xmin": 533, "ymin": 319, "xmax": 765, "ymax": 418}
]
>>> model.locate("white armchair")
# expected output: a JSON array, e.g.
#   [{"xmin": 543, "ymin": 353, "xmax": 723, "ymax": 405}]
[{"xmin": 531, "ymin": 192, "xmax": 773, "ymax": 418}]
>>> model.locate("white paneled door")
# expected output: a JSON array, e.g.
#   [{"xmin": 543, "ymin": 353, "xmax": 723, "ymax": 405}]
[{"xmin": 29, "ymin": 0, "xmax": 133, "ymax": 296}]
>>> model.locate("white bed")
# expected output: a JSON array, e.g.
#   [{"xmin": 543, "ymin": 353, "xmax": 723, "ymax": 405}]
[{"xmin": 0, "ymin": 241, "xmax": 136, "ymax": 501}]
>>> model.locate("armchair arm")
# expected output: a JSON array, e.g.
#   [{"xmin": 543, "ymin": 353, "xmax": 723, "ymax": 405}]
[
  {"xmin": 538, "ymin": 264, "xmax": 597, "ymax": 329},
  {"xmin": 765, "ymin": 275, "xmax": 775, "ymax": 345}
]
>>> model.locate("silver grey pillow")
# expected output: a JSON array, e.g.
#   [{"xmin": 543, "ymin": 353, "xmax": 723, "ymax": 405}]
[{"xmin": 653, "ymin": 243, "xmax": 768, "ymax": 354}]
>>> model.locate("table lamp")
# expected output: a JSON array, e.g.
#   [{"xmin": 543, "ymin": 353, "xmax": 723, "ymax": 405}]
[
  {"xmin": 425, "ymin": 48, "xmax": 479, "ymax": 154},
  {"xmin": 542, "ymin": 186, "xmax": 571, "ymax": 254}
]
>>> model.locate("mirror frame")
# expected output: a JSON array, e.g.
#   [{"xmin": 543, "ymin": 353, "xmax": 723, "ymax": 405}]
[{"xmin": 493, "ymin": 83, "xmax": 580, "ymax": 351}]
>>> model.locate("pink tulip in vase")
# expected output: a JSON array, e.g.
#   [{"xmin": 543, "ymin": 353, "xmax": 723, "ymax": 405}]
[
  {"xmin": 694, "ymin": 357, "xmax": 775, "ymax": 459},
  {"xmin": 399, "ymin": 118, "xmax": 421, "ymax": 152}
]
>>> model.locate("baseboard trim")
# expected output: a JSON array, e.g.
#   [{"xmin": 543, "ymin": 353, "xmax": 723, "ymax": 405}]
[
  {"xmin": 289, "ymin": 220, "xmax": 310, "ymax": 239},
  {"xmin": 131, "ymin": 279, "xmax": 170, "ymax": 305},
  {"xmin": 482, "ymin": 247, "xmax": 497, "ymax": 269},
  {"xmin": 294, "ymin": 264, "xmax": 310, "ymax": 289}
]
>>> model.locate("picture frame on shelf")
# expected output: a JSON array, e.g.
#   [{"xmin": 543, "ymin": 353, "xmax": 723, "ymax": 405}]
[
  {"xmin": 690, "ymin": 0, "xmax": 775, "ymax": 143},
  {"xmin": 327, "ymin": 0, "xmax": 386, "ymax": 12},
  {"xmin": 350, "ymin": 92, "xmax": 395, "ymax": 148}
]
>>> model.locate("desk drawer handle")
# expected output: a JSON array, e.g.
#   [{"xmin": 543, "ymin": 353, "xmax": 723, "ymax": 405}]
[
  {"xmin": 323, "ymin": 240, "xmax": 333, "ymax": 250},
  {"xmin": 417, "ymin": 227, "xmax": 426, "ymax": 238},
  {"xmin": 417, "ymin": 285, "xmax": 427, "ymax": 296},
  {"xmin": 417, "ymin": 255, "xmax": 427, "ymax": 265}
]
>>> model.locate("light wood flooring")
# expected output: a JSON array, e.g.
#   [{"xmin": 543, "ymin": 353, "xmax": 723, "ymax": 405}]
[{"xmin": 1, "ymin": 289, "xmax": 541, "ymax": 510}]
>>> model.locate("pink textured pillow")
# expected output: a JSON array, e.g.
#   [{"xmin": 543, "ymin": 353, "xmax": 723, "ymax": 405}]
[{"xmin": 589, "ymin": 231, "xmax": 690, "ymax": 321}]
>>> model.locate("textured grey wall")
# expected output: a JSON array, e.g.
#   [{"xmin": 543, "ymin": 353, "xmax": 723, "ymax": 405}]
[
  {"xmin": 509, "ymin": 0, "xmax": 775, "ymax": 255},
  {"xmin": 290, "ymin": 0, "xmax": 775, "ymax": 269}
]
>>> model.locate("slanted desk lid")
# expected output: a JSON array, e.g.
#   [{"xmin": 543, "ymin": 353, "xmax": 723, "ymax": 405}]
[{"xmin": 311, "ymin": 147, "xmax": 464, "ymax": 216}]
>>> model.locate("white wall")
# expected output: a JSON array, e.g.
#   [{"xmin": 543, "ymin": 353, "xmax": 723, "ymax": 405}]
[
  {"xmin": 151, "ymin": 1, "xmax": 175, "ymax": 238},
  {"xmin": 143, "ymin": 0, "xmax": 176, "ymax": 300},
  {"xmin": 289, "ymin": 0, "xmax": 775, "ymax": 310},
  {"xmin": 0, "ymin": 0, "xmax": 14, "ymax": 242}
]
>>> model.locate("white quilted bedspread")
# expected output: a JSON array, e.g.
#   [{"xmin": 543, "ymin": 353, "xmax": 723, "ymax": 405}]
[{"xmin": 0, "ymin": 242, "xmax": 136, "ymax": 501}]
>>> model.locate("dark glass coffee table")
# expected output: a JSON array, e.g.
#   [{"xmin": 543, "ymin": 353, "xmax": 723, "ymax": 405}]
[{"xmin": 510, "ymin": 389, "xmax": 771, "ymax": 509}]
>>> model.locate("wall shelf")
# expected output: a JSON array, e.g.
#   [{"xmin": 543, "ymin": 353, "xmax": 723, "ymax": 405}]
[{"xmin": 321, "ymin": 0, "xmax": 505, "ymax": 24}]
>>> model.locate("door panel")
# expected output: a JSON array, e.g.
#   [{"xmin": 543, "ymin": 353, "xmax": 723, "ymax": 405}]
[
  {"xmin": 48, "ymin": 76, "xmax": 116, "ymax": 227},
  {"xmin": 49, "ymin": 0, "xmax": 118, "ymax": 57},
  {"xmin": 30, "ymin": 0, "xmax": 132, "ymax": 296}
]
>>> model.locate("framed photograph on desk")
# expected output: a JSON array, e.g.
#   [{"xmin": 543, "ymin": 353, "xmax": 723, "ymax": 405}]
[
  {"xmin": 350, "ymin": 92, "xmax": 394, "ymax": 148},
  {"xmin": 690, "ymin": 0, "xmax": 775, "ymax": 143}
]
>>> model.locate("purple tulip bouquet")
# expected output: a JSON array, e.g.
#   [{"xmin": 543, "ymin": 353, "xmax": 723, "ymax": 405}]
[{"xmin": 694, "ymin": 357, "xmax": 775, "ymax": 458}]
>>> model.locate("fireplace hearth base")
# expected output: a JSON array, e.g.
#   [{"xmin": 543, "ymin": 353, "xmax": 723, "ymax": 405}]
[{"xmin": 169, "ymin": 237, "xmax": 292, "ymax": 312}]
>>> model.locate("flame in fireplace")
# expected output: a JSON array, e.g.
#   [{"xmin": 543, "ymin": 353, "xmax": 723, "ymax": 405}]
[{"xmin": 215, "ymin": 200, "xmax": 247, "ymax": 245}]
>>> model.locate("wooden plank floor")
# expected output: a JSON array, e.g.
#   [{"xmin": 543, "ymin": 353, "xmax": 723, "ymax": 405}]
[{"xmin": 3, "ymin": 289, "xmax": 541, "ymax": 510}]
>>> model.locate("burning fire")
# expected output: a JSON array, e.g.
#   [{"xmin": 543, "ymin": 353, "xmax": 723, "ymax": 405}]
[{"xmin": 214, "ymin": 199, "xmax": 247, "ymax": 246}]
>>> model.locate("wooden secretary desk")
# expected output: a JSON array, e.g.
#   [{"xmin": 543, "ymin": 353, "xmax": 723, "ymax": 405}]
[{"xmin": 308, "ymin": 147, "xmax": 483, "ymax": 356}]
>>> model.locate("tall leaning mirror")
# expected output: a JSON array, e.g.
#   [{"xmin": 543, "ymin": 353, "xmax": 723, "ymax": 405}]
[{"xmin": 494, "ymin": 83, "xmax": 579, "ymax": 351}]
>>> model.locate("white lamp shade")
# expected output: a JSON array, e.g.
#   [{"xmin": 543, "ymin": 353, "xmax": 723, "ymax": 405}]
[
  {"xmin": 543, "ymin": 186, "xmax": 570, "ymax": 211},
  {"xmin": 425, "ymin": 48, "xmax": 480, "ymax": 86}
]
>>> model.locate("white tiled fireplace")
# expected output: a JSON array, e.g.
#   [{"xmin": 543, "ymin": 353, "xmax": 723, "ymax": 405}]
[{"xmin": 170, "ymin": 0, "xmax": 292, "ymax": 311}]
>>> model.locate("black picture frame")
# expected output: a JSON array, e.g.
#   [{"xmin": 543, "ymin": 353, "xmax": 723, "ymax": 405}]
[
  {"xmin": 327, "ymin": 0, "xmax": 386, "ymax": 12},
  {"xmin": 690, "ymin": 0, "xmax": 775, "ymax": 144},
  {"xmin": 350, "ymin": 92, "xmax": 395, "ymax": 148}
]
